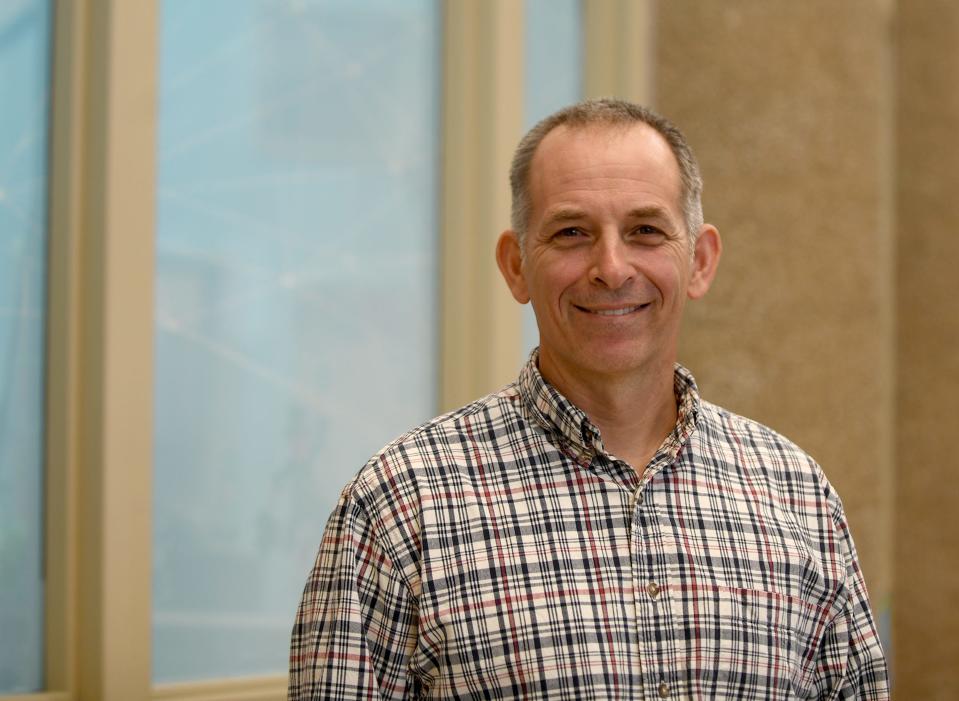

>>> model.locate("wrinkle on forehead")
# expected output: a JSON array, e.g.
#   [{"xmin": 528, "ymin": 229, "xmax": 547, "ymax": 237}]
[{"xmin": 529, "ymin": 124, "xmax": 683, "ymax": 209}]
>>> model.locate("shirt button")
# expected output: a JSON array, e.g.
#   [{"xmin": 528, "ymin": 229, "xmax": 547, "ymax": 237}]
[
  {"xmin": 658, "ymin": 680, "xmax": 669, "ymax": 698},
  {"xmin": 635, "ymin": 491, "xmax": 644, "ymax": 505},
  {"xmin": 646, "ymin": 581, "xmax": 660, "ymax": 599}
]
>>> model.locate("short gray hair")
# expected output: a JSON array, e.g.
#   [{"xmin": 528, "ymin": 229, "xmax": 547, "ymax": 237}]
[{"xmin": 509, "ymin": 98, "xmax": 704, "ymax": 245}]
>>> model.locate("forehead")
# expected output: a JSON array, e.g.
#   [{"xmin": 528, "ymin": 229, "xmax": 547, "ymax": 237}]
[{"xmin": 527, "ymin": 123, "xmax": 683, "ymax": 216}]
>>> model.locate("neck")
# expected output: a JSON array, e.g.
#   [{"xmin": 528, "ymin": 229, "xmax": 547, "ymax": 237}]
[{"xmin": 538, "ymin": 352, "xmax": 678, "ymax": 472}]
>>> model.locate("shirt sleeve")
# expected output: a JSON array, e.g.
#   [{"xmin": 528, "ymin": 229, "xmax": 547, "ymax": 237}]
[
  {"xmin": 810, "ymin": 503, "xmax": 890, "ymax": 700},
  {"xmin": 288, "ymin": 489, "xmax": 421, "ymax": 700}
]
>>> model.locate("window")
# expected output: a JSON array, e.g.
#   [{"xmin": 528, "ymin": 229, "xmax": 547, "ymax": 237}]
[
  {"xmin": 0, "ymin": 0, "xmax": 52, "ymax": 693},
  {"xmin": 153, "ymin": 0, "xmax": 441, "ymax": 682}
]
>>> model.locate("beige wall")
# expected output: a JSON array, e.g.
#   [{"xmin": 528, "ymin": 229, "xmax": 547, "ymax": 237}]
[
  {"xmin": 661, "ymin": 0, "xmax": 894, "ymax": 606},
  {"xmin": 651, "ymin": 0, "xmax": 958, "ymax": 697}
]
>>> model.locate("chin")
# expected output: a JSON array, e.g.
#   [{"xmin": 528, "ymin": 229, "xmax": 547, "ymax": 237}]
[
  {"xmin": 575, "ymin": 347, "xmax": 657, "ymax": 378},
  {"xmin": 540, "ymin": 335, "xmax": 672, "ymax": 382}
]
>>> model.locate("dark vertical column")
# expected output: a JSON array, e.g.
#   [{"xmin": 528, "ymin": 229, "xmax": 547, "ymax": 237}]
[{"xmin": 895, "ymin": 2, "xmax": 959, "ymax": 697}]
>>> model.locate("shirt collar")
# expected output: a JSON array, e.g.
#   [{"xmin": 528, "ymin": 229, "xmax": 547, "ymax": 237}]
[{"xmin": 517, "ymin": 348, "xmax": 702, "ymax": 465}]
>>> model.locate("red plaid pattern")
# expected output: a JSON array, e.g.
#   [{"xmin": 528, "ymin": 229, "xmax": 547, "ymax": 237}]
[{"xmin": 289, "ymin": 353, "xmax": 889, "ymax": 699}]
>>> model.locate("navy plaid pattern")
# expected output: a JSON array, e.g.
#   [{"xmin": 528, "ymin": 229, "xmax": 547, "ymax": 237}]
[{"xmin": 289, "ymin": 353, "xmax": 889, "ymax": 699}]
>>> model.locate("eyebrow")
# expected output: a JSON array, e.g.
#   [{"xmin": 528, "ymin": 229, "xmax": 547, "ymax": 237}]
[
  {"xmin": 625, "ymin": 205, "xmax": 673, "ymax": 222},
  {"xmin": 540, "ymin": 205, "xmax": 675, "ymax": 229},
  {"xmin": 540, "ymin": 208, "xmax": 588, "ymax": 228}
]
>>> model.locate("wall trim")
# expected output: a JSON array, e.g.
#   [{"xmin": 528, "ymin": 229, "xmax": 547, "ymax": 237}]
[{"xmin": 439, "ymin": 0, "xmax": 525, "ymax": 411}]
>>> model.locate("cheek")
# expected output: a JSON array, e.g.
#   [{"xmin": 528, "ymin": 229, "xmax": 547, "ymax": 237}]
[
  {"xmin": 646, "ymin": 255, "xmax": 690, "ymax": 299},
  {"xmin": 527, "ymin": 258, "xmax": 582, "ymax": 299}
]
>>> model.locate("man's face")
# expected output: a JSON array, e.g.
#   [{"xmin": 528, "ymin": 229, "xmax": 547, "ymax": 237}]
[{"xmin": 498, "ymin": 123, "xmax": 719, "ymax": 384}]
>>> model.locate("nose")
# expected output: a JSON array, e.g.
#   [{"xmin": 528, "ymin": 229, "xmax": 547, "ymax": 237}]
[{"xmin": 589, "ymin": 236, "xmax": 634, "ymax": 290}]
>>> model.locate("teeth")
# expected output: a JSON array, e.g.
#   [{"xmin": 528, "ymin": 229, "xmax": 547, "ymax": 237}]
[{"xmin": 592, "ymin": 306, "xmax": 640, "ymax": 316}]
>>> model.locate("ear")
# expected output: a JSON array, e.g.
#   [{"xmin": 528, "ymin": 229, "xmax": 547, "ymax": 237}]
[
  {"xmin": 686, "ymin": 224, "xmax": 722, "ymax": 300},
  {"xmin": 495, "ymin": 230, "xmax": 530, "ymax": 304}
]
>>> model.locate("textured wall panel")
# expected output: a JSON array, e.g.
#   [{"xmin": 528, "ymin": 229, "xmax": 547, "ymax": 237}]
[{"xmin": 656, "ymin": 0, "xmax": 894, "ymax": 625}]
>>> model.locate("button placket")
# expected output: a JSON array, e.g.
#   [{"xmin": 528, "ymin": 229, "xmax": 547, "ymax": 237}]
[
  {"xmin": 644, "ymin": 501, "xmax": 673, "ymax": 701},
  {"xmin": 630, "ymin": 477, "xmax": 655, "ymax": 694}
]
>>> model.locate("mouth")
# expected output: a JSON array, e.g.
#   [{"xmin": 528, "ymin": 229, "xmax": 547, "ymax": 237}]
[{"xmin": 574, "ymin": 303, "xmax": 650, "ymax": 316}]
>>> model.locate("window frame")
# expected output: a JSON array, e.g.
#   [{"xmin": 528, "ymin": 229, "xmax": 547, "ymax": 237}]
[{"xmin": 40, "ymin": 0, "xmax": 157, "ymax": 698}]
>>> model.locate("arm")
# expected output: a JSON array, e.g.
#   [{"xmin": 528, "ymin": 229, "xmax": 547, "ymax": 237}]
[
  {"xmin": 811, "ymin": 503, "xmax": 890, "ymax": 700},
  {"xmin": 288, "ymin": 490, "xmax": 420, "ymax": 700}
]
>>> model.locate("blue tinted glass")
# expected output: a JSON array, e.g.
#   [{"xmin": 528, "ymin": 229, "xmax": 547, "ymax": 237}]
[
  {"xmin": 522, "ymin": 0, "xmax": 582, "ymax": 359},
  {"xmin": 0, "ymin": 0, "xmax": 51, "ymax": 693},
  {"xmin": 154, "ymin": 0, "xmax": 440, "ymax": 682},
  {"xmin": 525, "ymin": 0, "xmax": 583, "ymax": 129}
]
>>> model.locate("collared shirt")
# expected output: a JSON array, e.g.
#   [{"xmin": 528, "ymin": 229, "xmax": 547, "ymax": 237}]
[{"xmin": 289, "ymin": 353, "xmax": 889, "ymax": 700}]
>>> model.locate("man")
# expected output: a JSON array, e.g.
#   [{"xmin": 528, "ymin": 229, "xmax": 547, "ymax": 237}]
[{"xmin": 289, "ymin": 99, "xmax": 889, "ymax": 699}]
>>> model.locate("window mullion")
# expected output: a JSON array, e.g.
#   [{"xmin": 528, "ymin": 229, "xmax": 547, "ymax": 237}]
[
  {"xmin": 44, "ymin": 1, "xmax": 159, "ymax": 699},
  {"xmin": 440, "ymin": 0, "xmax": 525, "ymax": 411}
]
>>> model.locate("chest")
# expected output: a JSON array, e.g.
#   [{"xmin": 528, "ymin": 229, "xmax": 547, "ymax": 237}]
[{"xmin": 412, "ymin": 459, "xmax": 835, "ymax": 699}]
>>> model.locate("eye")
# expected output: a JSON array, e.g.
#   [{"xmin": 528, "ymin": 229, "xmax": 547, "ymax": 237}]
[
  {"xmin": 554, "ymin": 226, "xmax": 586, "ymax": 239},
  {"xmin": 631, "ymin": 224, "xmax": 667, "ymax": 241}
]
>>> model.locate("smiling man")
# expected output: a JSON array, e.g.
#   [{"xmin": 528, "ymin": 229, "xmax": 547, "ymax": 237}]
[
  {"xmin": 496, "ymin": 114, "xmax": 719, "ymax": 474},
  {"xmin": 289, "ymin": 99, "xmax": 889, "ymax": 700}
]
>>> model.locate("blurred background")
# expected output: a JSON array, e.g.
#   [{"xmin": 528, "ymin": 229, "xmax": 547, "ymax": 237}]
[{"xmin": 1, "ymin": 0, "xmax": 956, "ymax": 699}]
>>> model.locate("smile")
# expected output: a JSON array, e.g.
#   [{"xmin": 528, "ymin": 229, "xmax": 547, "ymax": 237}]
[{"xmin": 576, "ymin": 303, "xmax": 650, "ymax": 316}]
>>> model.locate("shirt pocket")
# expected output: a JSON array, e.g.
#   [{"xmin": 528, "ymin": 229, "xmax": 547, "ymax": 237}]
[
  {"xmin": 671, "ymin": 582, "xmax": 819, "ymax": 698},
  {"xmin": 714, "ymin": 584, "xmax": 815, "ymax": 695}
]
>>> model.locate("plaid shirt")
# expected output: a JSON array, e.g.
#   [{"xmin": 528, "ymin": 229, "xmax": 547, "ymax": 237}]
[{"xmin": 289, "ymin": 353, "xmax": 889, "ymax": 700}]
